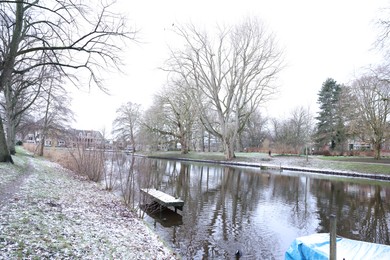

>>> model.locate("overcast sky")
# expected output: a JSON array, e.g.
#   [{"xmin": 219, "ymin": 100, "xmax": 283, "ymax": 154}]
[{"xmin": 71, "ymin": 0, "xmax": 388, "ymax": 133}]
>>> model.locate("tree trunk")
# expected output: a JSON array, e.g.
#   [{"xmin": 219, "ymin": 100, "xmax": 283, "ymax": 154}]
[
  {"xmin": 4, "ymin": 85, "xmax": 16, "ymax": 155},
  {"xmin": 6, "ymin": 120, "xmax": 16, "ymax": 155},
  {"xmin": 0, "ymin": 2, "xmax": 23, "ymax": 163},
  {"xmin": 0, "ymin": 117, "xmax": 13, "ymax": 163},
  {"xmin": 223, "ymin": 137, "xmax": 235, "ymax": 160},
  {"xmin": 38, "ymin": 137, "xmax": 45, "ymax": 156},
  {"xmin": 200, "ymin": 130, "xmax": 205, "ymax": 152},
  {"xmin": 38, "ymin": 80, "xmax": 53, "ymax": 157},
  {"xmin": 0, "ymin": 2, "xmax": 23, "ymax": 92},
  {"xmin": 180, "ymin": 134, "xmax": 188, "ymax": 154},
  {"xmin": 374, "ymin": 142, "xmax": 381, "ymax": 160},
  {"xmin": 207, "ymin": 132, "xmax": 211, "ymax": 152},
  {"xmin": 130, "ymin": 129, "xmax": 136, "ymax": 153}
]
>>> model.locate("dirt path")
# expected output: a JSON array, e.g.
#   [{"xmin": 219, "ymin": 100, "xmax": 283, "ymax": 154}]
[{"xmin": 0, "ymin": 156, "xmax": 32, "ymax": 209}]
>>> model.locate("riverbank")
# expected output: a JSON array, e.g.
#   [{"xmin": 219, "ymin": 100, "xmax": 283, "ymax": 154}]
[
  {"xmin": 0, "ymin": 152, "xmax": 178, "ymax": 259},
  {"xmin": 144, "ymin": 151, "xmax": 390, "ymax": 181},
  {"xmin": 1, "ymin": 149, "xmax": 388, "ymax": 258}
]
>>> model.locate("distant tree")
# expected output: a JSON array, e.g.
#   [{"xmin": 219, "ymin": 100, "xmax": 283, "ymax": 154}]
[
  {"xmin": 240, "ymin": 109, "xmax": 268, "ymax": 149},
  {"xmin": 36, "ymin": 77, "xmax": 74, "ymax": 156},
  {"xmin": 143, "ymin": 79, "xmax": 196, "ymax": 154},
  {"xmin": 269, "ymin": 117, "xmax": 292, "ymax": 153},
  {"xmin": 289, "ymin": 106, "xmax": 314, "ymax": 154},
  {"xmin": 334, "ymin": 85, "xmax": 353, "ymax": 154},
  {"xmin": 314, "ymin": 78, "xmax": 347, "ymax": 153},
  {"xmin": 270, "ymin": 106, "xmax": 313, "ymax": 154},
  {"xmin": 142, "ymin": 105, "xmax": 173, "ymax": 151},
  {"xmin": 0, "ymin": 0, "xmax": 136, "ymax": 163},
  {"xmin": 112, "ymin": 102, "xmax": 142, "ymax": 152},
  {"xmin": 165, "ymin": 18, "xmax": 284, "ymax": 160},
  {"xmin": 13, "ymin": 111, "xmax": 36, "ymax": 143},
  {"xmin": 350, "ymin": 66, "xmax": 390, "ymax": 159},
  {"xmin": 191, "ymin": 119, "xmax": 206, "ymax": 152}
]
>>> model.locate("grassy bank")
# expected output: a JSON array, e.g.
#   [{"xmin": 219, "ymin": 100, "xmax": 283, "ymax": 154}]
[
  {"xmin": 0, "ymin": 149, "xmax": 177, "ymax": 259},
  {"xmin": 144, "ymin": 151, "xmax": 390, "ymax": 175},
  {"xmin": 143, "ymin": 151, "xmax": 271, "ymax": 162},
  {"xmin": 318, "ymin": 156, "xmax": 390, "ymax": 175}
]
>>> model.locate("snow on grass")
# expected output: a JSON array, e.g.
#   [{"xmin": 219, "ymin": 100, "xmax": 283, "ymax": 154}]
[
  {"xmin": 0, "ymin": 153, "xmax": 28, "ymax": 187},
  {"xmin": 0, "ymin": 155, "xmax": 178, "ymax": 259}
]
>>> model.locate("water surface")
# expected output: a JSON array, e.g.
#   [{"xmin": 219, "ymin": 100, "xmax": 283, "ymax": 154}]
[{"xmin": 112, "ymin": 156, "xmax": 390, "ymax": 259}]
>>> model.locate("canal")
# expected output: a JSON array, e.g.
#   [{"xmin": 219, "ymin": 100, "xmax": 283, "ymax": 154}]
[{"xmin": 110, "ymin": 155, "xmax": 390, "ymax": 259}]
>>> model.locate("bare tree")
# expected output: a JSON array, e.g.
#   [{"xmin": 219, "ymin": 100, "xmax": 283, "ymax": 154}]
[
  {"xmin": 36, "ymin": 77, "xmax": 74, "ymax": 156},
  {"xmin": 270, "ymin": 117, "xmax": 295, "ymax": 154},
  {"xmin": 0, "ymin": 0, "xmax": 137, "ymax": 163},
  {"xmin": 112, "ymin": 102, "xmax": 142, "ymax": 152},
  {"xmin": 350, "ymin": 66, "xmax": 390, "ymax": 159},
  {"xmin": 375, "ymin": 6, "xmax": 390, "ymax": 60},
  {"xmin": 290, "ymin": 106, "xmax": 314, "ymax": 154},
  {"xmin": 142, "ymin": 104, "xmax": 173, "ymax": 151},
  {"xmin": 165, "ymin": 18, "xmax": 283, "ymax": 159},
  {"xmin": 270, "ymin": 106, "xmax": 314, "ymax": 155},
  {"xmin": 239, "ymin": 109, "xmax": 268, "ymax": 149},
  {"xmin": 145, "ymin": 79, "xmax": 196, "ymax": 154},
  {"xmin": 0, "ymin": 63, "xmax": 54, "ymax": 155}
]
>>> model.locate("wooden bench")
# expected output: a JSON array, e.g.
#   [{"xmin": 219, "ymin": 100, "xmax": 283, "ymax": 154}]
[{"xmin": 140, "ymin": 188, "xmax": 184, "ymax": 212}]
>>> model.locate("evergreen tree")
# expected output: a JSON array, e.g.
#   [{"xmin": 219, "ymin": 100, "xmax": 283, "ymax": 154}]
[{"xmin": 315, "ymin": 78, "xmax": 345, "ymax": 152}]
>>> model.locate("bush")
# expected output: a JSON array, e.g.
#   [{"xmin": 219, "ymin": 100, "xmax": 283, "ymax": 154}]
[
  {"xmin": 312, "ymin": 150, "xmax": 332, "ymax": 156},
  {"xmin": 68, "ymin": 145, "xmax": 105, "ymax": 182}
]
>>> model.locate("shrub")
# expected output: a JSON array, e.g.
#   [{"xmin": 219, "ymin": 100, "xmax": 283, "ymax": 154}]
[{"xmin": 68, "ymin": 145, "xmax": 105, "ymax": 182}]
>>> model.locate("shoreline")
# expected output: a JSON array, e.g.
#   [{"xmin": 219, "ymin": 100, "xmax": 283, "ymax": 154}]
[
  {"xmin": 0, "ymin": 154, "xmax": 178, "ymax": 259},
  {"xmin": 144, "ymin": 154, "xmax": 390, "ymax": 181}
]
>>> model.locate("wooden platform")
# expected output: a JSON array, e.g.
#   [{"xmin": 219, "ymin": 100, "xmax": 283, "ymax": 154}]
[{"xmin": 140, "ymin": 188, "xmax": 184, "ymax": 212}]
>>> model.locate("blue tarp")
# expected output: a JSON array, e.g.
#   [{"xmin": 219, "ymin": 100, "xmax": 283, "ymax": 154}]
[{"xmin": 285, "ymin": 233, "xmax": 390, "ymax": 260}]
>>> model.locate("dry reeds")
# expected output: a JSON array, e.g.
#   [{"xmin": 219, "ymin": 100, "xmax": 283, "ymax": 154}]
[
  {"xmin": 68, "ymin": 144, "xmax": 105, "ymax": 182},
  {"xmin": 23, "ymin": 143, "xmax": 105, "ymax": 182}
]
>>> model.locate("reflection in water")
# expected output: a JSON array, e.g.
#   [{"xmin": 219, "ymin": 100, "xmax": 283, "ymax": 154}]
[
  {"xmin": 314, "ymin": 180, "xmax": 390, "ymax": 245},
  {"xmin": 139, "ymin": 203, "xmax": 183, "ymax": 227},
  {"xmin": 111, "ymin": 155, "xmax": 390, "ymax": 259}
]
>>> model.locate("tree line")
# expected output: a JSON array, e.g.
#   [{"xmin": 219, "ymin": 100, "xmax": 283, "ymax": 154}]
[
  {"xmin": 315, "ymin": 72, "xmax": 389, "ymax": 160},
  {"xmin": 1, "ymin": 1, "xmax": 390, "ymax": 163},
  {"xmin": 112, "ymin": 18, "xmax": 389, "ymax": 160},
  {"xmin": 113, "ymin": 19, "xmax": 284, "ymax": 160},
  {"xmin": 113, "ymin": 72, "xmax": 389, "ymax": 160}
]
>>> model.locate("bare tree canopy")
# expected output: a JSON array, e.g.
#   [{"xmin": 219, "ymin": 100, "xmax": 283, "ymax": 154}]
[
  {"xmin": 0, "ymin": 0, "xmax": 137, "ymax": 163},
  {"xmin": 350, "ymin": 65, "xmax": 390, "ymax": 159},
  {"xmin": 0, "ymin": 0, "xmax": 136, "ymax": 92},
  {"xmin": 36, "ymin": 75, "xmax": 75, "ymax": 156},
  {"xmin": 164, "ymin": 18, "xmax": 284, "ymax": 159},
  {"xmin": 112, "ymin": 102, "xmax": 142, "ymax": 152},
  {"xmin": 375, "ymin": 6, "xmax": 390, "ymax": 59},
  {"xmin": 146, "ymin": 79, "xmax": 196, "ymax": 154},
  {"xmin": 271, "ymin": 106, "xmax": 314, "ymax": 155}
]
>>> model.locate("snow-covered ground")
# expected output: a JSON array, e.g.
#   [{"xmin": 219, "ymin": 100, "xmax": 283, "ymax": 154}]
[{"xmin": 0, "ymin": 154, "xmax": 178, "ymax": 259}]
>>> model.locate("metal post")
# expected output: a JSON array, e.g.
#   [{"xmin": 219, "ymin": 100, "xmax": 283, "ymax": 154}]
[
  {"xmin": 306, "ymin": 145, "xmax": 308, "ymax": 162},
  {"xmin": 330, "ymin": 214, "xmax": 337, "ymax": 260}
]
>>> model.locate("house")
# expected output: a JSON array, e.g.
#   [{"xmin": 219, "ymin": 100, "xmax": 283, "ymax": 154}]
[
  {"xmin": 22, "ymin": 129, "xmax": 104, "ymax": 149},
  {"xmin": 70, "ymin": 129, "xmax": 104, "ymax": 148}
]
